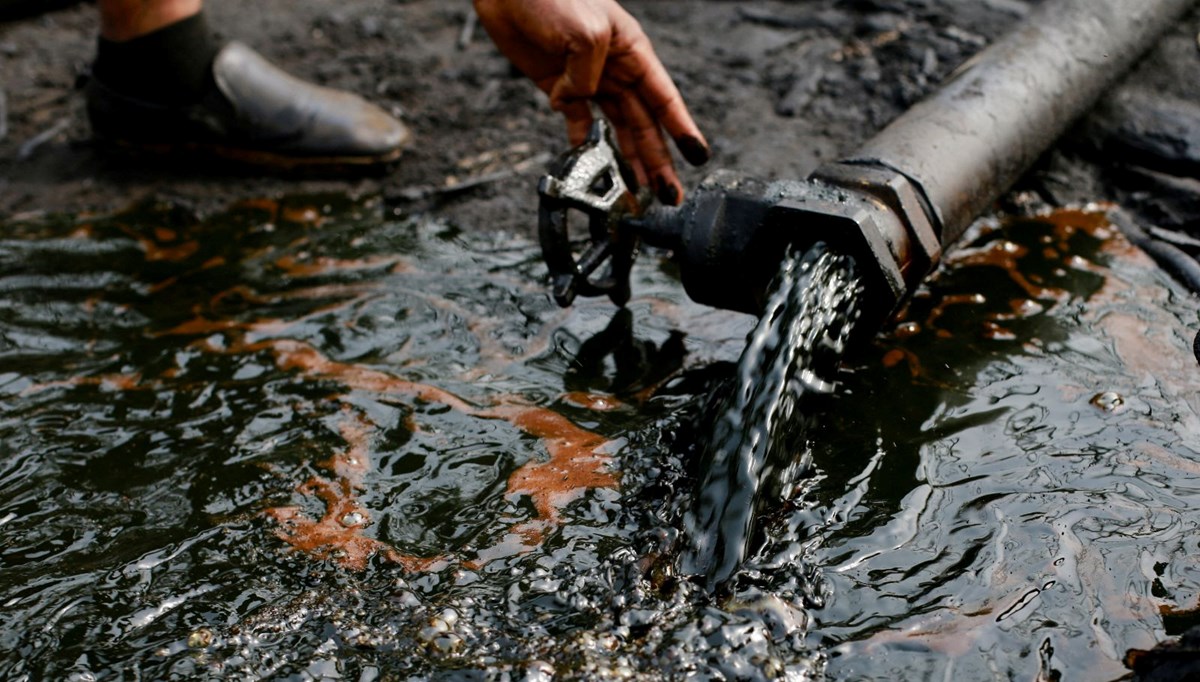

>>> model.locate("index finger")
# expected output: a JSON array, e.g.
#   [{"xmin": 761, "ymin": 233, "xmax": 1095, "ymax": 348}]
[{"xmin": 623, "ymin": 35, "xmax": 710, "ymax": 167}]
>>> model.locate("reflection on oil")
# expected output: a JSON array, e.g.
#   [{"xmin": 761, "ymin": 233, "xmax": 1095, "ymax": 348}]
[
  {"xmin": 1, "ymin": 197, "xmax": 1198, "ymax": 680},
  {"xmin": 809, "ymin": 207, "xmax": 1200, "ymax": 681}
]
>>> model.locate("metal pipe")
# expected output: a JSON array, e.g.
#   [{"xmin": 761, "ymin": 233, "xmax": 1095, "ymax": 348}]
[
  {"xmin": 848, "ymin": 0, "xmax": 1196, "ymax": 248},
  {"xmin": 627, "ymin": 0, "xmax": 1196, "ymax": 320}
]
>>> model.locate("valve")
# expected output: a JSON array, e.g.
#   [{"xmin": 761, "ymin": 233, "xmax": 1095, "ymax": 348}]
[{"xmin": 537, "ymin": 119, "xmax": 647, "ymax": 307}]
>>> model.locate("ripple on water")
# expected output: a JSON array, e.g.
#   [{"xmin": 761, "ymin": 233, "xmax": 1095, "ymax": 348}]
[
  {"xmin": 810, "ymin": 210, "xmax": 1200, "ymax": 681},
  {"xmin": 0, "ymin": 199, "xmax": 1198, "ymax": 680}
]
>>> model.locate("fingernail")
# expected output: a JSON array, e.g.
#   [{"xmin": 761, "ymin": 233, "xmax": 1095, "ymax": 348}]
[
  {"xmin": 655, "ymin": 176, "xmax": 681, "ymax": 206},
  {"xmin": 677, "ymin": 136, "xmax": 711, "ymax": 166}
]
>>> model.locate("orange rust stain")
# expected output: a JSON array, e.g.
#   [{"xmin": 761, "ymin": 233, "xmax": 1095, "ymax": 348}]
[
  {"xmin": 266, "ymin": 494, "xmax": 381, "ymax": 571},
  {"xmin": 562, "ymin": 391, "xmax": 624, "ymax": 411},
  {"xmin": 274, "ymin": 254, "xmax": 400, "ymax": 278},
  {"xmin": 487, "ymin": 406, "xmax": 617, "ymax": 527},
  {"xmin": 324, "ymin": 414, "xmax": 373, "ymax": 482},
  {"xmin": 281, "ymin": 205, "xmax": 323, "ymax": 226},
  {"xmin": 266, "ymin": 411, "xmax": 448, "ymax": 572},
  {"xmin": 21, "ymin": 372, "xmax": 143, "ymax": 396}
]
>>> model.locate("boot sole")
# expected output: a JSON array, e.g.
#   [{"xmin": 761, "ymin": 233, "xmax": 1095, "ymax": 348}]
[{"xmin": 96, "ymin": 136, "xmax": 406, "ymax": 176}]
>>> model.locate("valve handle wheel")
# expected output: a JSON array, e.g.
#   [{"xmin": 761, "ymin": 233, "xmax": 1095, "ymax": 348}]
[{"xmin": 537, "ymin": 120, "xmax": 644, "ymax": 307}]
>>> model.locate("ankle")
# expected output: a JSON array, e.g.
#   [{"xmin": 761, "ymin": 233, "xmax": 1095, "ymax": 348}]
[
  {"xmin": 93, "ymin": 11, "xmax": 220, "ymax": 106},
  {"xmin": 99, "ymin": 0, "xmax": 203, "ymax": 42}
]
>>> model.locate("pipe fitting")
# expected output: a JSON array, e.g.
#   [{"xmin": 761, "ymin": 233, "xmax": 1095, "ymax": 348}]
[
  {"xmin": 633, "ymin": 169, "xmax": 938, "ymax": 323},
  {"xmin": 809, "ymin": 161, "xmax": 943, "ymax": 297}
]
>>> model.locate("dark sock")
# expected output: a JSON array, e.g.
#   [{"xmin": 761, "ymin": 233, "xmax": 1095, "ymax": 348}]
[{"xmin": 92, "ymin": 11, "xmax": 220, "ymax": 106}]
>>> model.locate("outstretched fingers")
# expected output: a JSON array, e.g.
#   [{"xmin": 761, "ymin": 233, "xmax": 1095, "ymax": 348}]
[
  {"xmin": 558, "ymin": 100, "xmax": 595, "ymax": 147},
  {"xmin": 619, "ymin": 92, "xmax": 683, "ymax": 205},
  {"xmin": 598, "ymin": 98, "xmax": 648, "ymax": 188},
  {"xmin": 636, "ymin": 64, "xmax": 710, "ymax": 167},
  {"xmin": 549, "ymin": 29, "xmax": 612, "ymax": 109}
]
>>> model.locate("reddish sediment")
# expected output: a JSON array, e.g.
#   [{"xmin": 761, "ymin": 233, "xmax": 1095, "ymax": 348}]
[{"xmin": 265, "ymin": 411, "xmax": 448, "ymax": 572}]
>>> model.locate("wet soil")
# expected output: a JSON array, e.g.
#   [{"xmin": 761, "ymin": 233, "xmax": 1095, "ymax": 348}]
[{"xmin": 3, "ymin": 0, "xmax": 1200, "ymax": 232}]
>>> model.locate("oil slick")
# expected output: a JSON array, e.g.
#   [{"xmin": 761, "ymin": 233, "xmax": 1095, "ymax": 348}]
[
  {"xmin": 6, "ymin": 198, "xmax": 1200, "ymax": 680},
  {"xmin": 14, "ymin": 197, "xmax": 628, "ymax": 576},
  {"xmin": 818, "ymin": 206, "xmax": 1200, "ymax": 681},
  {"xmin": 264, "ymin": 409, "xmax": 445, "ymax": 572},
  {"xmin": 175, "ymin": 289, "xmax": 625, "ymax": 572}
]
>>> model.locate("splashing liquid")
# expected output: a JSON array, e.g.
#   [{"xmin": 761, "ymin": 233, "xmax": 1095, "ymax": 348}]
[{"xmin": 681, "ymin": 243, "xmax": 864, "ymax": 585}]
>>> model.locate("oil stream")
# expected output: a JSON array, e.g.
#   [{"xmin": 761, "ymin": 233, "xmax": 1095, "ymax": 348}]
[
  {"xmin": 1, "ymin": 197, "xmax": 1199, "ymax": 680},
  {"xmin": 681, "ymin": 244, "xmax": 862, "ymax": 587}
]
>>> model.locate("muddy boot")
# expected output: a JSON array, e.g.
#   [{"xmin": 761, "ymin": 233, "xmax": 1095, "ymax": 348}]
[{"xmin": 86, "ymin": 12, "xmax": 410, "ymax": 172}]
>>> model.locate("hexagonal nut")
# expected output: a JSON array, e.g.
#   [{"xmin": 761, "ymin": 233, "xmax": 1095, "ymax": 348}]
[
  {"xmin": 773, "ymin": 188, "xmax": 909, "ymax": 309},
  {"xmin": 810, "ymin": 162, "xmax": 941, "ymax": 278}
]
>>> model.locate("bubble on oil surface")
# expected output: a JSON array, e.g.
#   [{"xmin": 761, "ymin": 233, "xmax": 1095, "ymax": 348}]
[{"xmin": 1090, "ymin": 390, "xmax": 1126, "ymax": 413}]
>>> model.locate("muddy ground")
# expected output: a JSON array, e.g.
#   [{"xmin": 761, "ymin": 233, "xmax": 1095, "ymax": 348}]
[{"xmin": 2, "ymin": 0, "xmax": 1199, "ymax": 237}]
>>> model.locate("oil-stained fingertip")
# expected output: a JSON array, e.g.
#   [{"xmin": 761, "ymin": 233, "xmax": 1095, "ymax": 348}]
[
  {"xmin": 655, "ymin": 176, "xmax": 682, "ymax": 206},
  {"xmin": 677, "ymin": 135, "xmax": 711, "ymax": 166}
]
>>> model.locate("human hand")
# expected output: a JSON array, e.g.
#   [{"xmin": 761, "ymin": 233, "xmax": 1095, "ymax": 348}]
[{"xmin": 474, "ymin": 0, "xmax": 710, "ymax": 205}]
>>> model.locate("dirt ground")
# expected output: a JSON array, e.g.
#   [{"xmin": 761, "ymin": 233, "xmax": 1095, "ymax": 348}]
[{"xmin": 2, "ymin": 0, "xmax": 1198, "ymax": 235}]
